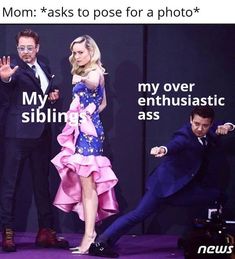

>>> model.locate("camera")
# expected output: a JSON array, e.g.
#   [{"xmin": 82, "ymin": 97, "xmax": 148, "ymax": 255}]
[{"xmin": 179, "ymin": 206, "xmax": 234, "ymax": 259}]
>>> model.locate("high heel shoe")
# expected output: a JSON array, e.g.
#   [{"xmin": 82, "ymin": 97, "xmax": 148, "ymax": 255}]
[
  {"xmin": 70, "ymin": 232, "xmax": 97, "ymax": 255},
  {"xmin": 69, "ymin": 246, "xmax": 79, "ymax": 251},
  {"xmin": 71, "ymin": 247, "xmax": 89, "ymax": 255}
]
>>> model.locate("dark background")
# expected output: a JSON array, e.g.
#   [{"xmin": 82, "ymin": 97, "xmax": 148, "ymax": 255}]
[{"xmin": 0, "ymin": 24, "xmax": 235, "ymax": 236}]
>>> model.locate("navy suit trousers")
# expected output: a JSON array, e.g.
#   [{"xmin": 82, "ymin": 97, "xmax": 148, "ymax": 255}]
[
  {"xmin": 0, "ymin": 128, "xmax": 54, "ymax": 229},
  {"xmin": 98, "ymin": 180, "xmax": 222, "ymax": 246}
]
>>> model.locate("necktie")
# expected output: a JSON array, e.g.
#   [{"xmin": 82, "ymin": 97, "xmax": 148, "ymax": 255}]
[
  {"xmin": 32, "ymin": 65, "xmax": 41, "ymax": 85},
  {"xmin": 200, "ymin": 137, "xmax": 207, "ymax": 147}
]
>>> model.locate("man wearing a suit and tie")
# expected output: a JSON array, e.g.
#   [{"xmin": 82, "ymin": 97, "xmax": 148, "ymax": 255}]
[
  {"xmin": 89, "ymin": 106, "xmax": 234, "ymax": 258},
  {"xmin": 0, "ymin": 29, "xmax": 68, "ymax": 252}
]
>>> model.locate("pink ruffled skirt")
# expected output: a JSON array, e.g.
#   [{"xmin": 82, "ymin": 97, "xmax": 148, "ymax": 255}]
[{"xmin": 51, "ymin": 151, "xmax": 119, "ymax": 222}]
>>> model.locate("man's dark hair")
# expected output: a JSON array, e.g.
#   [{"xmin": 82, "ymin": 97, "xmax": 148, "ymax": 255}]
[
  {"xmin": 191, "ymin": 106, "xmax": 215, "ymax": 121},
  {"xmin": 15, "ymin": 29, "xmax": 40, "ymax": 46}
]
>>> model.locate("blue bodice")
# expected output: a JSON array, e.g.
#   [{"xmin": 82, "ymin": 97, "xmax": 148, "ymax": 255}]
[{"xmin": 73, "ymin": 82, "xmax": 105, "ymax": 156}]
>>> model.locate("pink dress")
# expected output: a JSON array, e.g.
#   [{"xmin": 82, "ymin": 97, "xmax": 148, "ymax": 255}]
[{"xmin": 51, "ymin": 82, "xmax": 119, "ymax": 222}]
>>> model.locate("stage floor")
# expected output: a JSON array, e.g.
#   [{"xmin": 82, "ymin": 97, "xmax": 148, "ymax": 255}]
[{"xmin": 0, "ymin": 233, "xmax": 184, "ymax": 258}]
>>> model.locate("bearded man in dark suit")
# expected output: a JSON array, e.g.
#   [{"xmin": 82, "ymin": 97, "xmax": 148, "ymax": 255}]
[{"xmin": 0, "ymin": 29, "xmax": 68, "ymax": 252}]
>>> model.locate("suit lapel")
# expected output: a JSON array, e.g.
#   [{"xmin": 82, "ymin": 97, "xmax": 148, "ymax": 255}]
[
  {"xmin": 37, "ymin": 61, "xmax": 51, "ymax": 79},
  {"xmin": 17, "ymin": 58, "xmax": 52, "ymax": 94},
  {"xmin": 25, "ymin": 67, "xmax": 43, "ymax": 92}
]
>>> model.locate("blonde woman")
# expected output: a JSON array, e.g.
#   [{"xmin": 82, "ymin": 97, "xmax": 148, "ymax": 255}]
[{"xmin": 51, "ymin": 35, "xmax": 119, "ymax": 254}]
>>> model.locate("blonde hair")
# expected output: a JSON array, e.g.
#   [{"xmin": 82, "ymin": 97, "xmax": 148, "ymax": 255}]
[{"xmin": 69, "ymin": 35, "xmax": 105, "ymax": 76}]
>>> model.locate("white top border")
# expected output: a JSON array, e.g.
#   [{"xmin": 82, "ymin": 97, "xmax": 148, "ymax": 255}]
[{"xmin": 0, "ymin": 0, "xmax": 234, "ymax": 24}]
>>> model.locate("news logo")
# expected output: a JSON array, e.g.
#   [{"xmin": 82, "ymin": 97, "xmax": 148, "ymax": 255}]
[{"xmin": 197, "ymin": 244, "xmax": 233, "ymax": 255}]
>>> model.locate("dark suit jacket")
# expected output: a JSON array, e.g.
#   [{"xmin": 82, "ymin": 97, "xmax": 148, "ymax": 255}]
[
  {"xmin": 146, "ymin": 123, "xmax": 221, "ymax": 198},
  {"xmin": 0, "ymin": 86, "xmax": 9, "ymax": 136},
  {"xmin": 0, "ymin": 58, "xmax": 56, "ymax": 139}
]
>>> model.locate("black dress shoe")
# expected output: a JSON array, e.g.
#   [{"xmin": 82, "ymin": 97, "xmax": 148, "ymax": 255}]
[{"xmin": 89, "ymin": 242, "xmax": 119, "ymax": 258}]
